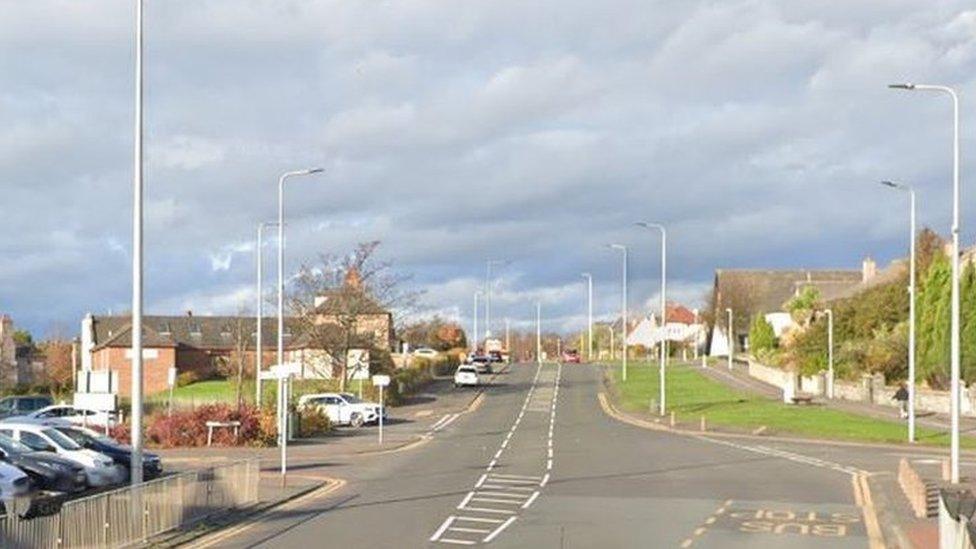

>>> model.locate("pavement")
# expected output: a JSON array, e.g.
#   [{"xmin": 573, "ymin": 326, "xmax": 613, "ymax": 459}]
[{"xmin": 167, "ymin": 362, "xmax": 957, "ymax": 548}]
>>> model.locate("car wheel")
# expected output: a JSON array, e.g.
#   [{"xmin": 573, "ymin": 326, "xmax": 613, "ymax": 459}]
[{"xmin": 350, "ymin": 412, "xmax": 365, "ymax": 428}]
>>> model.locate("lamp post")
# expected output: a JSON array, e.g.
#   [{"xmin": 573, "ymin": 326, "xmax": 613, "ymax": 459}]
[
  {"xmin": 536, "ymin": 302, "xmax": 542, "ymax": 364},
  {"xmin": 636, "ymin": 222, "xmax": 667, "ymax": 416},
  {"xmin": 726, "ymin": 308, "xmax": 733, "ymax": 371},
  {"xmin": 609, "ymin": 325, "xmax": 615, "ymax": 361},
  {"xmin": 484, "ymin": 259, "xmax": 509, "ymax": 344},
  {"xmin": 881, "ymin": 180, "xmax": 917, "ymax": 442},
  {"xmin": 889, "ymin": 82, "xmax": 960, "ymax": 481},
  {"xmin": 255, "ymin": 221, "xmax": 278, "ymax": 408},
  {"xmin": 825, "ymin": 309, "xmax": 834, "ymax": 399},
  {"xmin": 276, "ymin": 167, "xmax": 323, "ymax": 485},
  {"xmin": 581, "ymin": 273, "xmax": 593, "ymax": 362},
  {"xmin": 608, "ymin": 244, "xmax": 628, "ymax": 381},
  {"xmin": 472, "ymin": 291, "xmax": 481, "ymax": 352},
  {"xmin": 130, "ymin": 0, "xmax": 145, "ymax": 486}
]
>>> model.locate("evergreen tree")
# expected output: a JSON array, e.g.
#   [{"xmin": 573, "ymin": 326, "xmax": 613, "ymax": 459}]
[
  {"xmin": 749, "ymin": 314, "xmax": 777, "ymax": 353},
  {"xmin": 917, "ymin": 252, "xmax": 951, "ymax": 387}
]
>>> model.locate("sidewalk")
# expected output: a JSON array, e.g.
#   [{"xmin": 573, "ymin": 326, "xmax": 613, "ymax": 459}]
[{"xmin": 696, "ymin": 360, "xmax": 976, "ymax": 438}]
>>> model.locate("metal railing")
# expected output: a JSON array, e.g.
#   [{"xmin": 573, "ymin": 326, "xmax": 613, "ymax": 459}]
[{"xmin": 0, "ymin": 459, "xmax": 259, "ymax": 548}]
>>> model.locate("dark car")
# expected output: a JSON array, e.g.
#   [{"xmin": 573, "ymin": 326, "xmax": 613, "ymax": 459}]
[
  {"xmin": 0, "ymin": 434, "xmax": 86, "ymax": 494},
  {"xmin": 53, "ymin": 426, "xmax": 162, "ymax": 481},
  {"xmin": 487, "ymin": 351, "xmax": 504, "ymax": 364},
  {"xmin": 0, "ymin": 396, "xmax": 54, "ymax": 419}
]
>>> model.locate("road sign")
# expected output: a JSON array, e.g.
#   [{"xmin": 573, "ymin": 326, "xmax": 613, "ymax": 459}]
[
  {"xmin": 270, "ymin": 362, "xmax": 302, "ymax": 377},
  {"xmin": 372, "ymin": 374, "xmax": 390, "ymax": 387},
  {"xmin": 167, "ymin": 367, "xmax": 177, "ymax": 388}
]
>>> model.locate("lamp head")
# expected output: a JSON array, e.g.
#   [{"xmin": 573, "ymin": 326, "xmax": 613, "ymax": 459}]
[
  {"xmin": 888, "ymin": 83, "xmax": 915, "ymax": 90},
  {"xmin": 306, "ymin": 167, "xmax": 325, "ymax": 174},
  {"xmin": 880, "ymin": 180, "xmax": 898, "ymax": 188}
]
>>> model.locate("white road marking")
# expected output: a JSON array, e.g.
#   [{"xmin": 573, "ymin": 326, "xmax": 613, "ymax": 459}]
[
  {"xmin": 521, "ymin": 491, "xmax": 540, "ymax": 509},
  {"xmin": 456, "ymin": 492, "xmax": 475, "ymax": 509},
  {"xmin": 472, "ymin": 497, "xmax": 526, "ymax": 505},
  {"xmin": 482, "ymin": 517, "xmax": 518, "ymax": 543},
  {"xmin": 489, "ymin": 473, "xmax": 542, "ymax": 480},
  {"xmin": 455, "ymin": 516, "xmax": 505, "ymax": 524},
  {"xmin": 485, "ymin": 477, "xmax": 538, "ymax": 485},
  {"xmin": 438, "ymin": 538, "xmax": 476, "ymax": 545},
  {"xmin": 459, "ymin": 507, "xmax": 516, "ymax": 514},
  {"xmin": 475, "ymin": 474, "xmax": 487, "ymax": 488},
  {"xmin": 540, "ymin": 473, "xmax": 550, "ymax": 487},
  {"xmin": 430, "ymin": 517, "xmax": 456, "ymax": 542},
  {"xmin": 449, "ymin": 527, "xmax": 490, "ymax": 534}
]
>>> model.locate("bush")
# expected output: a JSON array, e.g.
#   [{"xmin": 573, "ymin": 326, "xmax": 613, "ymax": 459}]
[
  {"xmin": 297, "ymin": 407, "xmax": 331, "ymax": 437},
  {"xmin": 176, "ymin": 370, "xmax": 201, "ymax": 388},
  {"xmin": 110, "ymin": 403, "xmax": 277, "ymax": 448},
  {"xmin": 749, "ymin": 314, "xmax": 777, "ymax": 353}
]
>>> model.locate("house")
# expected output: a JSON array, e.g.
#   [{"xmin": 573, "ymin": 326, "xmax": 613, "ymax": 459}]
[
  {"xmin": 708, "ymin": 259, "xmax": 871, "ymax": 355},
  {"xmin": 626, "ymin": 303, "xmax": 705, "ymax": 354},
  {"xmin": 0, "ymin": 315, "xmax": 45, "ymax": 388}
]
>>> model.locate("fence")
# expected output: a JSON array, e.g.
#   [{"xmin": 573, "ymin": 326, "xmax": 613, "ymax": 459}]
[{"xmin": 0, "ymin": 458, "xmax": 259, "ymax": 548}]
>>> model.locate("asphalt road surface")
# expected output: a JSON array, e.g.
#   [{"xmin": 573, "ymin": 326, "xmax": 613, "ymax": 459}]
[{"xmin": 207, "ymin": 363, "xmax": 875, "ymax": 548}]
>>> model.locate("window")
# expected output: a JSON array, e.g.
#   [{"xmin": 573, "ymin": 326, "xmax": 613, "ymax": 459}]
[
  {"xmin": 0, "ymin": 429, "xmax": 13, "ymax": 438},
  {"xmin": 324, "ymin": 397, "xmax": 340, "ymax": 405},
  {"xmin": 42, "ymin": 429, "xmax": 81, "ymax": 450},
  {"xmin": 189, "ymin": 323, "xmax": 202, "ymax": 337},
  {"xmin": 20, "ymin": 432, "xmax": 51, "ymax": 452},
  {"xmin": 159, "ymin": 322, "xmax": 172, "ymax": 336}
]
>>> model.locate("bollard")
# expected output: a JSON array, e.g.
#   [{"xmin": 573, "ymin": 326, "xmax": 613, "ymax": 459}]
[
  {"xmin": 669, "ymin": 411, "xmax": 675, "ymax": 428},
  {"xmin": 649, "ymin": 398, "xmax": 657, "ymax": 415},
  {"xmin": 700, "ymin": 415, "xmax": 706, "ymax": 432},
  {"xmin": 701, "ymin": 355, "xmax": 707, "ymax": 368},
  {"xmin": 942, "ymin": 458, "xmax": 951, "ymax": 482}
]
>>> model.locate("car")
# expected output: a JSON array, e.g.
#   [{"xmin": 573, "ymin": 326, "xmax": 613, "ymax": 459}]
[
  {"xmin": 0, "ymin": 434, "xmax": 86, "ymax": 494},
  {"xmin": 412, "ymin": 347, "xmax": 439, "ymax": 358},
  {"xmin": 297, "ymin": 392, "xmax": 387, "ymax": 428},
  {"xmin": 468, "ymin": 355, "xmax": 493, "ymax": 374},
  {"xmin": 8, "ymin": 404, "xmax": 116, "ymax": 430},
  {"xmin": 454, "ymin": 365, "xmax": 480, "ymax": 388},
  {"xmin": 0, "ymin": 396, "xmax": 53, "ymax": 419},
  {"xmin": 51, "ymin": 426, "xmax": 162, "ymax": 481},
  {"xmin": 561, "ymin": 350, "xmax": 581, "ymax": 363},
  {"xmin": 0, "ymin": 460, "xmax": 31, "ymax": 511},
  {"xmin": 0, "ymin": 423, "xmax": 123, "ymax": 487},
  {"xmin": 487, "ymin": 350, "xmax": 504, "ymax": 364}
]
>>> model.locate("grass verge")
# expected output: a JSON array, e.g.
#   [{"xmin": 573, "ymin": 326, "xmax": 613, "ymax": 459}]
[{"xmin": 607, "ymin": 361, "xmax": 973, "ymax": 447}]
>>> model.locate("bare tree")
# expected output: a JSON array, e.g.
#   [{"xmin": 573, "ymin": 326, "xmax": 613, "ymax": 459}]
[{"xmin": 288, "ymin": 241, "xmax": 422, "ymax": 391}]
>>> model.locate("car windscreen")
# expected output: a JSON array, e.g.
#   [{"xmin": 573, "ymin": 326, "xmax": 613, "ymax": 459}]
[
  {"xmin": 55, "ymin": 428, "xmax": 91, "ymax": 446},
  {"xmin": 342, "ymin": 394, "xmax": 364, "ymax": 404},
  {"xmin": 41, "ymin": 428, "xmax": 82, "ymax": 450},
  {"xmin": 0, "ymin": 434, "xmax": 31, "ymax": 455},
  {"xmin": 457, "ymin": 367, "xmax": 477, "ymax": 373}
]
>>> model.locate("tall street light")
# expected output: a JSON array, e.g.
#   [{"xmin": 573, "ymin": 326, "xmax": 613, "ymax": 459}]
[
  {"xmin": 130, "ymin": 0, "xmax": 145, "ymax": 486},
  {"xmin": 825, "ymin": 309, "xmax": 834, "ymax": 399},
  {"xmin": 472, "ymin": 291, "xmax": 481, "ymax": 352},
  {"xmin": 485, "ymin": 259, "xmax": 509, "ymax": 344},
  {"xmin": 726, "ymin": 308, "xmax": 733, "ymax": 371},
  {"xmin": 276, "ymin": 167, "xmax": 323, "ymax": 486},
  {"xmin": 636, "ymin": 222, "xmax": 667, "ymax": 416},
  {"xmin": 889, "ymin": 82, "xmax": 960, "ymax": 481},
  {"xmin": 608, "ymin": 244, "xmax": 628, "ymax": 381},
  {"xmin": 255, "ymin": 221, "xmax": 278, "ymax": 408},
  {"xmin": 581, "ymin": 273, "xmax": 593, "ymax": 362},
  {"xmin": 881, "ymin": 180, "xmax": 917, "ymax": 442},
  {"xmin": 536, "ymin": 302, "xmax": 542, "ymax": 364}
]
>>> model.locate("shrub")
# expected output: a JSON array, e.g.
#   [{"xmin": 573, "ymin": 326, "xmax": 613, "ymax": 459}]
[
  {"xmin": 297, "ymin": 407, "xmax": 331, "ymax": 437},
  {"xmin": 749, "ymin": 314, "xmax": 777, "ymax": 353},
  {"xmin": 110, "ymin": 403, "xmax": 277, "ymax": 448},
  {"xmin": 176, "ymin": 371, "xmax": 201, "ymax": 388}
]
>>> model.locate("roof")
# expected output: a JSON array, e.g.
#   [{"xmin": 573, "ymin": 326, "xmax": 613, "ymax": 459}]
[
  {"xmin": 665, "ymin": 304, "xmax": 696, "ymax": 324},
  {"xmin": 713, "ymin": 268, "xmax": 862, "ymax": 314},
  {"xmin": 90, "ymin": 315, "xmax": 303, "ymax": 351},
  {"xmin": 830, "ymin": 259, "xmax": 907, "ymax": 301}
]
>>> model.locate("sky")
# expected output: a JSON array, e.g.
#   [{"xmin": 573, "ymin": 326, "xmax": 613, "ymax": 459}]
[{"xmin": 2, "ymin": 0, "xmax": 976, "ymax": 338}]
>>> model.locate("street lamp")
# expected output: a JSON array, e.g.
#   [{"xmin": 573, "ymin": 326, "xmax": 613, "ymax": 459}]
[
  {"xmin": 536, "ymin": 302, "xmax": 542, "ymax": 364},
  {"xmin": 726, "ymin": 308, "xmax": 733, "ymax": 371},
  {"xmin": 608, "ymin": 244, "xmax": 628, "ymax": 381},
  {"xmin": 485, "ymin": 259, "xmax": 509, "ymax": 344},
  {"xmin": 472, "ymin": 291, "xmax": 481, "ymax": 352},
  {"xmin": 889, "ymin": 82, "xmax": 960, "ymax": 482},
  {"xmin": 825, "ymin": 309, "xmax": 834, "ymax": 399},
  {"xmin": 130, "ymin": 0, "xmax": 145, "ymax": 486},
  {"xmin": 276, "ymin": 167, "xmax": 323, "ymax": 486},
  {"xmin": 255, "ymin": 221, "xmax": 279, "ymax": 408},
  {"xmin": 581, "ymin": 273, "xmax": 593, "ymax": 362},
  {"xmin": 636, "ymin": 222, "xmax": 667, "ymax": 416},
  {"xmin": 881, "ymin": 180, "xmax": 918, "ymax": 442}
]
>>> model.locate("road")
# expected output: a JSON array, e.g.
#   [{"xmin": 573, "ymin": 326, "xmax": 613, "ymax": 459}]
[{"xmin": 198, "ymin": 363, "xmax": 879, "ymax": 548}]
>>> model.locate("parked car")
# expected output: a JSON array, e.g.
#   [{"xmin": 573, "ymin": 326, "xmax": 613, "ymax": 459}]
[
  {"xmin": 561, "ymin": 350, "xmax": 581, "ymax": 364},
  {"xmin": 0, "ymin": 396, "xmax": 53, "ymax": 419},
  {"xmin": 0, "ymin": 434, "xmax": 85, "ymax": 494},
  {"xmin": 412, "ymin": 347, "xmax": 439, "ymax": 358},
  {"xmin": 468, "ymin": 355, "xmax": 493, "ymax": 374},
  {"xmin": 487, "ymin": 351, "xmax": 504, "ymax": 364},
  {"xmin": 7, "ymin": 404, "xmax": 116, "ymax": 430},
  {"xmin": 0, "ymin": 423, "xmax": 123, "ymax": 487},
  {"xmin": 297, "ymin": 393, "xmax": 386, "ymax": 428},
  {"xmin": 454, "ymin": 365, "xmax": 480, "ymax": 388},
  {"xmin": 51, "ymin": 426, "xmax": 161, "ymax": 481},
  {"xmin": 0, "ymin": 459, "xmax": 31, "ymax": 500}
]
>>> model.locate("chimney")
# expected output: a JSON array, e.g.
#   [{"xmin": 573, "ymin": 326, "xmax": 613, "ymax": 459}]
[
  {"xmin": 862, "ymin": 256, "xmax": 877, "ymax": 283},
  {"xmin": 186, "ymin": 310, "xmax": 193, "ymax": 317}
]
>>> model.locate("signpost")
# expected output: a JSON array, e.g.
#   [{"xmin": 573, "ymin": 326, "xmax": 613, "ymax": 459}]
[
  {"xmin": 372, "ymin": 375, "xmax": 390, "ymax": 445},
  {"xmin": 270, "ymin": 362, "xmax": 301, "ymax": 486},
  {"xmin": 166, "ymin": 367, "xmax": 176, "ymax": 417}
]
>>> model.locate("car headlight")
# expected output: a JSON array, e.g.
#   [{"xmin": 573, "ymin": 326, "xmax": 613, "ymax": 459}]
[{"xmin": 39, "ymin": 460, "xmax": 73, "ymax": 473}]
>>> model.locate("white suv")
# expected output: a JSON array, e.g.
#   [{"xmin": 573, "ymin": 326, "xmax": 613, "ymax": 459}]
[
  {"xmin": 298, "ymin": 393, "xmax": 386, "ymax": 428},
  {"xmin": 454, "ymin": 365, "xmax": 480, "ymax": 388}
]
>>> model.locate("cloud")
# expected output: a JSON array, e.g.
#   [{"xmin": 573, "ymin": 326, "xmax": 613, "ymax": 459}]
[{"xmin": 3, "ymin": 0, "xmax": 976, "ymax": 338}]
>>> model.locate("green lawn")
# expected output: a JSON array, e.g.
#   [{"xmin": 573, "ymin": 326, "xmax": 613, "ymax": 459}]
[
  {"xmin": 608, "ymin": 361, "xmax": 969, "ymax": 447},
  {"xmin": 146, "ymin": 380, "xmax": 238, "ymax": 406}
]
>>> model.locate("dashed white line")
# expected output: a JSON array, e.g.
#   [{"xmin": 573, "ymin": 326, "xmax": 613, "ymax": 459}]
[
  {"xmin": 456, "ymin": 492, "xmax": 475, "ymax": 510},
  {"xmin": 521, "ymin": 491, "xmax": 540, "ymax": 509}
]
